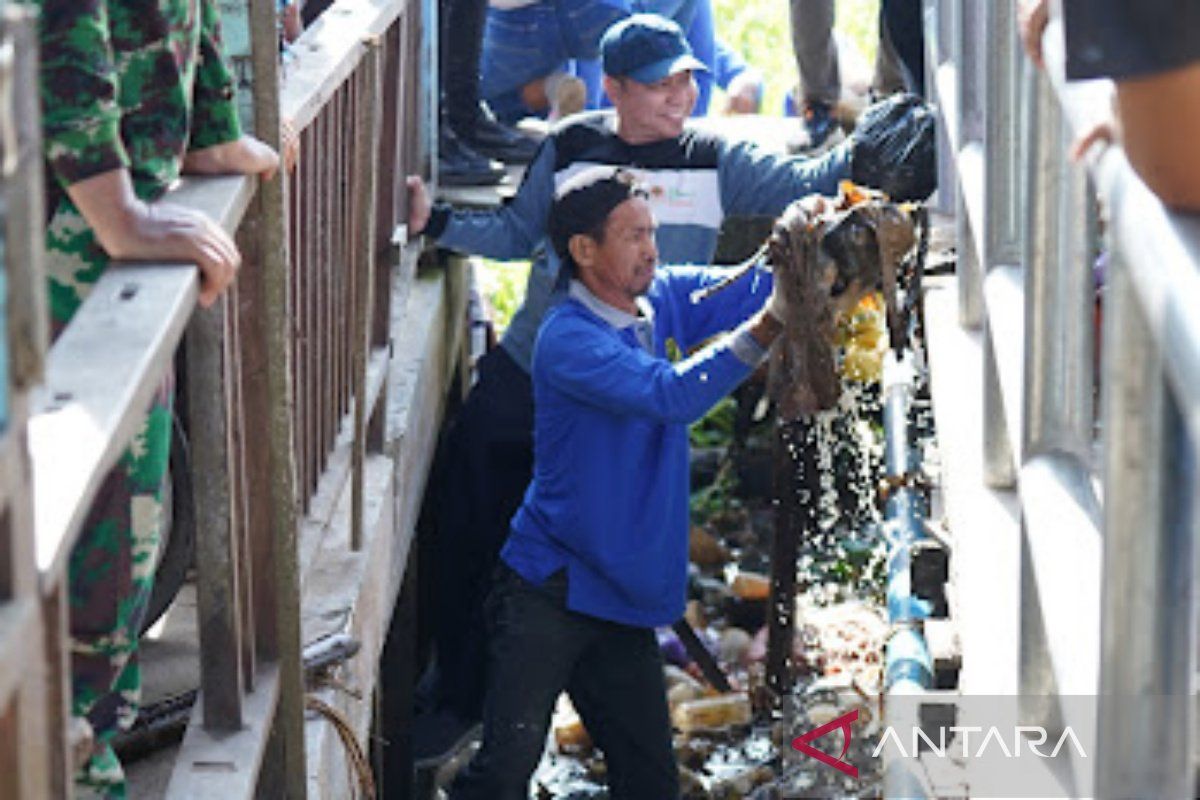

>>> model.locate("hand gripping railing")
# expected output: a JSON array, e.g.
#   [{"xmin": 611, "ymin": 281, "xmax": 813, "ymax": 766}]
[{"xmin": 925, "ymin": 0, "xmax": 1199, "ymax": 796}]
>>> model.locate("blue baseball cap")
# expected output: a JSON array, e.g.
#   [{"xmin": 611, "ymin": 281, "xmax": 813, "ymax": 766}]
[{"xmin": 600, "ymin": 14, "xmax": 708, "ymax": 83}]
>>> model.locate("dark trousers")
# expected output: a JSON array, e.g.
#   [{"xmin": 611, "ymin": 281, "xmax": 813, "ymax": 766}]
[
  {"xmin": 441, "ymin": 0, "xmax": 486, "ymax": 126},
  {"xmin": 450, "ymin": 566, "xmax": 680, "ymax": 800},
  {"xmin": 881, "ymin": 0, "xmax": 925, "ymax": 95},
  {"xmin": 431, "ymin": 347, "xmax": 534, "ymax": 720}
]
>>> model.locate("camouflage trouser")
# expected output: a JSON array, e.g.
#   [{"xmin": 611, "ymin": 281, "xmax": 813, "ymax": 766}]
[{"xmin": 50, "ymin": 207, "xmax": 172, "ymax": 799}]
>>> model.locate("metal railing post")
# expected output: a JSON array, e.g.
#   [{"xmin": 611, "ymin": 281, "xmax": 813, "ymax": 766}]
[
  {"xmin": 980, "ymin": 0, "xmax": 1021, "ymax": 485},
  {"xmin": 923, "ymin": 0, "xmax": 955, "ymax": 216},
  {"xmin": 953, "ymin": 0, "xmax": 984, "ymax": 327},
  {"xmin": 1095, "ymin": 250, "xmax": 1196, "ymax": 799},
  {"xmin": 982, "ymin": 318, "xmax": 1015, "ymax": 487},
  {"xmin": 984, "ymin": 0, "xmax": 1022, "ymax": 271},
  {"xmin": 247, "ymin": 0, "xmax": 306, "ymax": 794},
  {"xmin": 1021, "ymin": 70, "xmax": 1093, "ymax": 461}
]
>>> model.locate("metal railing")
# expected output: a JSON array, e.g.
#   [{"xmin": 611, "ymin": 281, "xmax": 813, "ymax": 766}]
[
  {"xmin": 926, "ymin": 0, "xmax": 1200, "ymax": 796},
  {"xmin": 0, "ymin": 7, "xmax": 56, "ymax": 797},
  {"xmin": 12, "ymin": 0, "xmax": 434, "ymax": 795}
]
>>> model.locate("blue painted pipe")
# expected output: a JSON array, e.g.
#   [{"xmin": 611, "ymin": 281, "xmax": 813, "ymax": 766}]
[
  {"xmin": 880, "ymin": 352, "xmax": 933, "ymax": 800},
  {"xmin": 881, "ymin": 352, "xmax": 933, "ymax": 691}
]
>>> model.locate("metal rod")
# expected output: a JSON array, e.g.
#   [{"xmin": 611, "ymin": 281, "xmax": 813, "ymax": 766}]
[
  {"xmin": 248, "ymin": 0, "xmax": 307, "ymax": 792},
  {"xmin": 187, "ymin": 297, "xmax": 245, "ymax": 730},
  {"xmin": 984, "ymin": 0, "xmax": 1022, "ymax": 271},
  {"xmin": 1022, "ymin": 69, "xmax": 1093, "ymax": 461},
  {"xmin": 670, "ymin": 619, "xmax": 732, "ymax": 694},
  {"xmin": 765, "ymin": 419, "xmax": 814, "ymax": 701},
  {"xmin": 351, "ymin": 42, "xmax": 382, "ymax": 551}
]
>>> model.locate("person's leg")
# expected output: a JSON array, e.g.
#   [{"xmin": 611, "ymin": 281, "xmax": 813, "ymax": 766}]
[
  {"xmin": 567, "ymin": 623, "xmax": 679, "ymax": 800},
  {"xmin": 790, "ymin": 0, "xmax": 839, "ymax": 106},
  {"xmin": 481, "ymin": 2, "xmax": 571, "ymax": 122},
  {"xmin": 879, "ymin": 0, "xmax": 925, "ymax": 95},
  {"xmin": 449, "ymin": 568, "xmax": 589, "ymax": 799},
  {"xmin": 871, "ymin": 12, "xmax": 908, "ymax": 97},
  {"xmin": 69, "ymin": 383, "xmax": 172, "ymax": 799},
  {"xmin": 45, "ymin": 211, "xmax": 172, "ymax": 799},
  {"xmin": 683, "ymin": 0, "xmax": 716, "ymax": 115},
  {"xmin": 788, "ymin": 0, "xmax": 842, "ymax": 151},
  {"xmin": 442, "ymin": 0, "xmax": 539, "ymax": 161},
  {"xmin": 556, "ymin": 0, "xmax": 629, "ymax": 61},
  {"xmin": 432, "ymin": 348, "xmax": 534, "ymax": 723}
]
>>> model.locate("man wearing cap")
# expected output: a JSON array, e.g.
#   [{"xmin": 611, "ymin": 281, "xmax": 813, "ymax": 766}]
[
  {"xmin": 447, "ymin": 165, "xmax": 783, "ymax": 798},
  {"xmin": 403, "ymin": 12, "xmax": 932, "ymax": 759}
]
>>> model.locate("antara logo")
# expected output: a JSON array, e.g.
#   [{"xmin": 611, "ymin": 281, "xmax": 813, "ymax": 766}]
[
  {"xmin": 791, "ymin": 709, "xmax": 860, "ymax": 778},
  {"xmin": 790, "ymin": 708, "xmax": 1089, "ymax": 778}
]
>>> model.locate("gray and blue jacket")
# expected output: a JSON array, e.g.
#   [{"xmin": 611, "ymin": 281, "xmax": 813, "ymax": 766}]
[{"xmin": 426, "ymin": 110, "xmax": 851, "ymax": 373}]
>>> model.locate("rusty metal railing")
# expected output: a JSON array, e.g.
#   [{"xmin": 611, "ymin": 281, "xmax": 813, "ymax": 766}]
[
  {"xmin": 167, "ymin": 0, "xmax": 431, "ymax": 796},
  {"xmin": 13, "ymin": 0, "xmax": 432, "ymax": 795}
]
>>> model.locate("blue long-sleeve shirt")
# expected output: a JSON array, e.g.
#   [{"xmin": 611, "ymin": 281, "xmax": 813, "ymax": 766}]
[
  {"xmin": 502, "ymin": 266, "xmax": 771, "ymax": 627},
  {"xmin": 430, "ymin": 111, "xmax": 850, "ymax": 373}
]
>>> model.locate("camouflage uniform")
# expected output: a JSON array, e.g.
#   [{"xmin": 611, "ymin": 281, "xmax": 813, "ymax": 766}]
[{"xmin": 35, "ymin": 0, "xmax": 242, "ymax": 795}]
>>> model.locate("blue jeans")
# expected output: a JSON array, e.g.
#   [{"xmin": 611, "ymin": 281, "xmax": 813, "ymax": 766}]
[{"xmin": 481, "ymin": 0, "xmax": 629, "ymax": 123}]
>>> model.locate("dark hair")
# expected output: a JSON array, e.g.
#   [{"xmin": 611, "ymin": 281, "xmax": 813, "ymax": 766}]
[{"xmin": 547, "ymin": 167, "xmax": 648, "ymax": 275}]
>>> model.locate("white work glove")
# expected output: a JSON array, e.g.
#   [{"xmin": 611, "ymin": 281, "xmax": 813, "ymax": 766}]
[{"xmin": 765, "ymin": 274, "xmax": 788, "ymax": 324}]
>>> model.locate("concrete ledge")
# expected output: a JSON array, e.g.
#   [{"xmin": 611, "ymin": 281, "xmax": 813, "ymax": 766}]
[
  {"xmin": 164, "ymin": 663, "xmax": 281, "ymax": 800},
  {"xmin": 923, "ymin": 275, "xmax": 1022, "ymax": 694},
  {"xmin": 303, "ymin": 454, "xmax": 395, "ymax": 798}
]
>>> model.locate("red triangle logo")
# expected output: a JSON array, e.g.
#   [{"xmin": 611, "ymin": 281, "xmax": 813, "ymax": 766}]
[{"xmin": 790, "ymin": 708, "xmax": 860, "ymax": 778}]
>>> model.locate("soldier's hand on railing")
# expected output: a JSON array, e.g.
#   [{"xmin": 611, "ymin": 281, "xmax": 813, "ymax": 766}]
[
  {"xmin": 406, "ymin": 175, "xmax": 431, "ymax": 236},
  {"xmin": 1018, "ymin": 0, "xmax": 1049, "ymax": 69},
  {"xmin": 184, "ymin": 134, "xmax": 282, "ymax": 181},
  {"xmin": 65, "ymin": 169, "xmax": 242, "ymax": 308}
]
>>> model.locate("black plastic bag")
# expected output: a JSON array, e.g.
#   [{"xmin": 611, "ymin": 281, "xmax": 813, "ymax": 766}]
[{"xmin": 850, "ymin": 93, "xmax": 938, "ymax": 202}]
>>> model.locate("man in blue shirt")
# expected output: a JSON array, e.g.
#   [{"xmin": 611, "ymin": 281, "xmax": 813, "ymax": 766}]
[
  {"xmin": 448, "ymin": 166, "xmax": 784, "ymax": 798},
  {"xmin": 405, "ymin": 15, "xmax": 932, "ymax": 760}
]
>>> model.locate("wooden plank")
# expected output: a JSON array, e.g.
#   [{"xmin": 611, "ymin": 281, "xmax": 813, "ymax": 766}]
[
  {"xmin": 163, "ymin": 663, "xmax": 282, "ymax": 800},
  {"xmin": 31, "ymin": 266, "xmax": 198, "ymax": 582},
  {"xmin": 186, "ymin": 297, "xmax": 245, "ymax": 730},
  {"xmin": 279, "ymin": 0, "xmax": 407, "ymax": 131}
]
